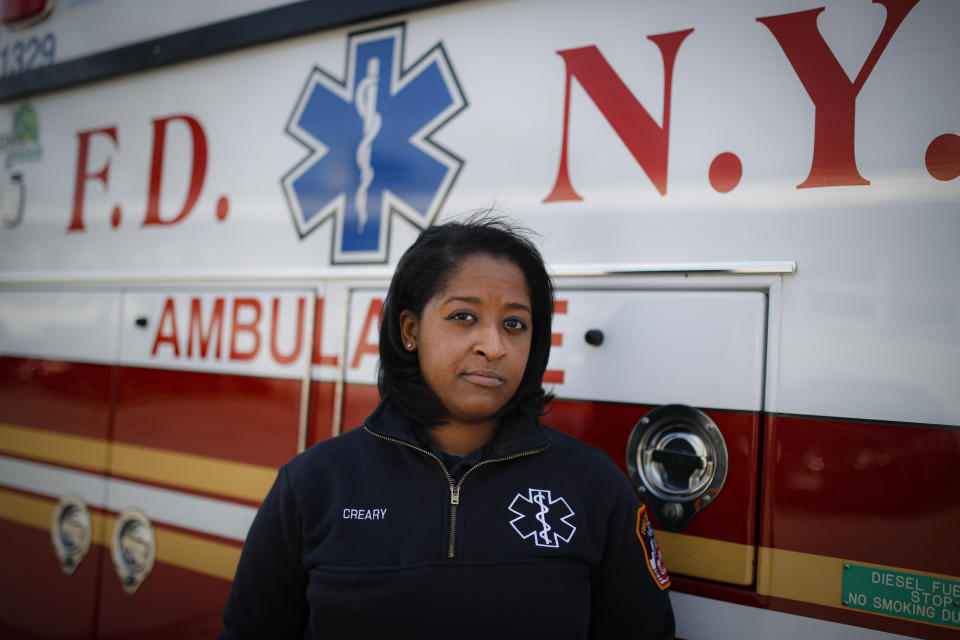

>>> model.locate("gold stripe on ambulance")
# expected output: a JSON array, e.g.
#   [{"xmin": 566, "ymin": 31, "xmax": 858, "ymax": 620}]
[
  {"xmin": 109, "ymin": 441, "xmax": 274, "ymax": 504},
  {"xmin": 657, "ymin": 530, "xmax": 755, "ymax": 585},
  {"xmin": 659, "ymin": 533, "xmax": 960, "ymax": 629},
  {"xmin": 0, "ymin": 422, "xmax": 275, "ymax": 503},
  {"xmin": 154, "ymin": 523, "xmax": 242, "ymax": 581},
  {"xmin": 0, "ymin": 487, "xmax": 240, "ymax": 581},
  {"xmin": 757, "ymin": 547, "xmax": 960, "ymax": 601},
  {"xmin": 756, "ymin": 546, "xmax": 839, "ymax": 606},
  {"xmin": 757, "ymin": 547, "xmax": 960, "ymax": 631},
  {"xmin": 0, "ymin": 422, "xmax": 110, "ymax": 471},
  {"xmin": 5, "ymin": 489, "xmax": 959, "ymax": 607}
]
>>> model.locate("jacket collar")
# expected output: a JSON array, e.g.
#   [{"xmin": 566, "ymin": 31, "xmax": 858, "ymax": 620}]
[{"xmin": 364, "ymin": 398, "xmax": 551, "ymax": 457}]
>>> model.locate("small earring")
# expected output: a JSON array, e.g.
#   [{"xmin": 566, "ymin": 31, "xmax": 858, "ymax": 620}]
[{"xmin": 406, "ymin": 343, "xmax": 413, "ymax": 349}]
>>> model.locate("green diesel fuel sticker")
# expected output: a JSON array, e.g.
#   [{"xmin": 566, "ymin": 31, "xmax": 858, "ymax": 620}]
[{"xmin": 842, "ymin": 563, "xmax": 960, "ymax": 628}]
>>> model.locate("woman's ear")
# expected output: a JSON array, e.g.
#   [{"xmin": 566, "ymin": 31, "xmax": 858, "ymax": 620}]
[{"xmin": 399, "ymin": 310, "xmax": 418, "ymax": 352}]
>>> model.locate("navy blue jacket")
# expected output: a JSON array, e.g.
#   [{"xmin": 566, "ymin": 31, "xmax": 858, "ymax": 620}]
[{"xmin": 220, "ymin": 401, "xmax": 675, "ymax": 639}]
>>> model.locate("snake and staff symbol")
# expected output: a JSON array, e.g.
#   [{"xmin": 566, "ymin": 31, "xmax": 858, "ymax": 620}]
[
  {"xmin": 354, "ymin": 57, "xmax": 382, "ymax": 234},
  {"xmin": 508, "ymin": 488, "xmax": 576, "ymax": 548},
  {"xmin": 532, "ymin": 490, "xmax": 554, "ymax": 546}
]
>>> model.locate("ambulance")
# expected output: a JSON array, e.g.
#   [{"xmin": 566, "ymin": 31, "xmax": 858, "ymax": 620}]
[{"xmin": 0, "ymin": 0, "xmax": 957, "ymax": 637}]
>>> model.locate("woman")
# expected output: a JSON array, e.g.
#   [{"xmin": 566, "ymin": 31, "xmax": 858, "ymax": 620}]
[{"xmin": 220, "ymin": 217, "xmax": 675, "ymax": 639}]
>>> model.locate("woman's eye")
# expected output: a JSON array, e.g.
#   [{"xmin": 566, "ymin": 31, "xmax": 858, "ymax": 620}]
[
  {"xmin": 503, "ymin": 317, "xmax": 528, "ymax": 331},
  {"xmin": 448, "ymin": 310, "xmax": 476, "ymax": 322}
]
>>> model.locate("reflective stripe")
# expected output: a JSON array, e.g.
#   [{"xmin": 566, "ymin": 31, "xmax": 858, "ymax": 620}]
[
  {"xmin": 657, "ymin": 530, "xmax": 754, "ymax": 585},
  {"xmin": 0, "ymin": 422, "xmax": 275, "ymax": 503},
  {"xmin": 0, "ymin": 456, "xmax": 257, "ymax": 541},
  {"xmin": 757, "ymin": 547, "xmax": 960, "ymax": 608},
  {"xmin": 0, "ymin": 487, "xmax": 241, "ymax": 581}
]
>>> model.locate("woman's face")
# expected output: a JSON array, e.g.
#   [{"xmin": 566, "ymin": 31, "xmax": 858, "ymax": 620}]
[{"xmin": 401, "ymin": 254, "xmax": 533, "ymax": 429}]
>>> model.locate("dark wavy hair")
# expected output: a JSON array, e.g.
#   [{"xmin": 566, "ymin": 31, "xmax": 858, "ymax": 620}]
[{"xmin": 378, "ymin": 215, "xmax": 555, "ymax": 426}]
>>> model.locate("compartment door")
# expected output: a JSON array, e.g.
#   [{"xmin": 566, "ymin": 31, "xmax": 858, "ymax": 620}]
[
  {"xmin": 97, "ymin": 288, "xmax": 315, "ymax": 639},
  {"xmin": 0, "ymin": 291, "xmax": 120, "ymax": 637},
  {"xmin": 547, "ymin": 290, "xmax": 767, "ymax": 585}
]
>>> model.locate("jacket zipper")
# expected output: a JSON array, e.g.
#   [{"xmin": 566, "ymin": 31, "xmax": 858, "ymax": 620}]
[{"xmin": 364, "ymin": 426, "xmax": 549, "ymax": 558}]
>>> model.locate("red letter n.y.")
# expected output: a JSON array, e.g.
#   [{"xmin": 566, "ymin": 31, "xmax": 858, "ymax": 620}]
[
  {"xmin": 544, "ymin": 29, "xmax": 693, "ymax": 201},
  {"xmin": 757, "ymin": 0, "xmax": 920, "ymax": 188}
]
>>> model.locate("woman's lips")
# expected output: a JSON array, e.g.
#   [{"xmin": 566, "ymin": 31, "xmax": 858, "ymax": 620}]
[{"xmin": 462, "ymin": 370, "xmax": 505, "ymax": 387}]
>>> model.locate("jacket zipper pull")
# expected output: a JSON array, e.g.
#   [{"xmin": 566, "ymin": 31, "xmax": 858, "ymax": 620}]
[{"xmin": 450, "ymin": 484, "xmax": 460, "ymax": 505}]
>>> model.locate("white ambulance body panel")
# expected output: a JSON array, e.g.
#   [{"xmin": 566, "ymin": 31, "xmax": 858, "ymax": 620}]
[{"xmin": 1, "ymin": 0, "xmax": 956, "ymax": 426}]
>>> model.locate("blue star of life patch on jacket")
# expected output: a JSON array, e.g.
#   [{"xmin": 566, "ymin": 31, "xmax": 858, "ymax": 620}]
[{"xmin": 281, "ymin": 23, "xmax": 467, "ymax": 264}]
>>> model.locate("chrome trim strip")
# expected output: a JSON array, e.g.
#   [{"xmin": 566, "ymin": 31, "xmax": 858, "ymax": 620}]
[
  {"xmin": 0, "ymin": 261, "xmax": 797, "ymax": 285},
  {"xmin": 0, "ymin": 455, "xmax": 257, "ymax": 540},
  {"xmin": 331, "ymin": 288, "xmax": 352, "ymax": 438},
  {"xmin": 549, "ymin": 261, "xmax": 797, "ymax": 276},
  {"xmin": 296, "ymin": 290, "xmax": 318, "ymax": 454}
]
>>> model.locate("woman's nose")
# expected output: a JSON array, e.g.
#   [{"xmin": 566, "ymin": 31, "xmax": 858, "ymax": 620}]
[{"xmin": 475, "ymin": 322, "xmax": 506, "ymax": 359}]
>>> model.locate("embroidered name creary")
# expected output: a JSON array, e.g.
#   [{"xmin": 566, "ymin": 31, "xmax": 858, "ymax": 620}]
[{"xmin": 342, "ymin": 508, "xmax": 388, "ymax": 520}]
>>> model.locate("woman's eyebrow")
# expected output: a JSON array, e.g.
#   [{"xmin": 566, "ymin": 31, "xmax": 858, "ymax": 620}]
[
  {"xmin": 505, "ymin": 301, "xmax": 532, "ymax": 313},
  {"xmin": 443, "ymin": 295, "xmax": 483, "ymax": 306},
  {"xmin": 442, "ymin": 295, "xmax": 532, "ymax": 314}
]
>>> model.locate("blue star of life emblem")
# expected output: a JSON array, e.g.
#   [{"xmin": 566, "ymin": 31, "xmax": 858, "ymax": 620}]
[
  {"xmin": 508, "ymin": 488, "xmax": 576, "ymax": 548},
  {"xmin": 281, "ymin": 24, "xmax": 467, "ymax": 263}
]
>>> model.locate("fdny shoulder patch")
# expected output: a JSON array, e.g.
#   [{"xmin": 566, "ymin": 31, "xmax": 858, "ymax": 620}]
[{"xmin": 636, "ymin": 504, "xmax": 671, "ymax": 590}]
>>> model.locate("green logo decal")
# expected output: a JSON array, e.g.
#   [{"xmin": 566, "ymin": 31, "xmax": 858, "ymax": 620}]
[
  {"xmin": 2, "ymin": 104, "xmax": 43, "ymax": 169},
  {"xmin": 13, "ymin": 105, "xmax": 38, "ymax": 144}
]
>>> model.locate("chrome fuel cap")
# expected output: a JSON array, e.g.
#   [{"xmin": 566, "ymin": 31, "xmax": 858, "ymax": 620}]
[
  {"xmin": 111, "ymin": 509, "xmax": 156, "ymax": 594},
  {"xmin": 626, "ymin": 404, "xmax": 729, "ymax": 531},
  {"xmin": 51, "ymin": 496, "xmax": 92, "ymax": 575}
]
